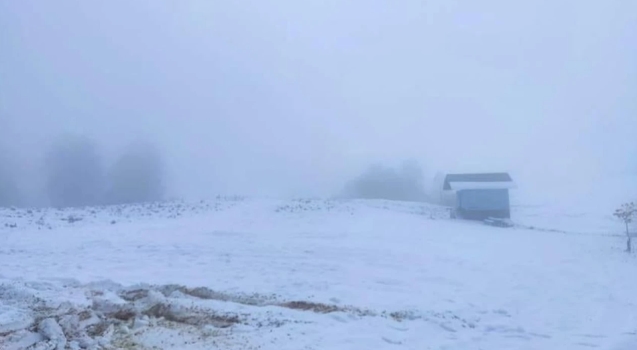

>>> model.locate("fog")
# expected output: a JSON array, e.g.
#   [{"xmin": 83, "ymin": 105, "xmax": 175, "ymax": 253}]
[{"xmin": 1, "ymin": 1, "xmax": 635, "ymax": 206}]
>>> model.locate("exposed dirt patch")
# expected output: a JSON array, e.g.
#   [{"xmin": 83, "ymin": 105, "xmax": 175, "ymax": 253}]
[
  {"xmin": 144, "ymin": 303, "xmax": 241, "ymax": 328},
  {"xmin": 156, "ymin": 284, "xmax": 274, "ymax": 306},
  {"xmin": 278, "ymin": 300, "xmax": 377, "ymax": 318},
  {"xmin": 111, "ymin": 308, "xmax": 137, "ymax": 321},
  {"xmin": 280, "ymin": 301, "xmax": 342, "ymax": 313},
  {"xmin": 120, "ymin": 288, "xmax": 150, "ymax": 302},
  {"xmin": 78, "ymin": 309, "xmax": 93, "ymax": 321},
  {"xmin": 86, "ymin": 319, "xmax": 111, "ymax": 337}
]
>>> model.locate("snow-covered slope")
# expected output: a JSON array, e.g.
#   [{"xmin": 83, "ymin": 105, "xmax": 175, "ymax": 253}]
[{"xmin": 0, "ymin": 198, "xmax": 636, "ymax": 349}]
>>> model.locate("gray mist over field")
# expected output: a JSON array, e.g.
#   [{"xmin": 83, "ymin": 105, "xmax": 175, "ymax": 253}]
[{"xmin": 1, "ymin": 1, "xmax": 636, "ymax": 207}]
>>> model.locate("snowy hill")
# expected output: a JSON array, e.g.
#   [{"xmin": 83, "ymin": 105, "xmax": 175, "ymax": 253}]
[{"xmin": 1, "ymin": 198, "xmax": 636, "ymax": 349}]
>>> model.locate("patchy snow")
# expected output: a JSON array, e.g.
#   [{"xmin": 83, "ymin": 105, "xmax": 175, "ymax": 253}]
[{"xmin": 0, "ymin": 198, "xmax": 636, "ymax": 349}]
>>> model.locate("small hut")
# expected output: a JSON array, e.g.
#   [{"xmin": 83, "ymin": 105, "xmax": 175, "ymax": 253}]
[{"xmin": 433, "ymin": 172, "xmax": 516, "ymax": 220}]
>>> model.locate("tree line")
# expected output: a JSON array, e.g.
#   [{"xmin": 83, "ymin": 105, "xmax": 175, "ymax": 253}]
[
  {"xmin": 340, "ymin": 160, "xmax": 429, "ymax": 202},
  {"xmin": 1, "ymin": 135, "xmax": 429, "ymax": 208}
]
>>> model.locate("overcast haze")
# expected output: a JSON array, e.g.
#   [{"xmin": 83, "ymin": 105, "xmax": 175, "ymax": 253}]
[{"xmin": 1, "ymin": 1, "xmax": 635, "ymax": 203}]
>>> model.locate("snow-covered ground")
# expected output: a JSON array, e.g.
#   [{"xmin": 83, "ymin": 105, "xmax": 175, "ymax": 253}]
[{"xmin": 1, "ymin": 198, "xmax": 636, "ymax": 349}]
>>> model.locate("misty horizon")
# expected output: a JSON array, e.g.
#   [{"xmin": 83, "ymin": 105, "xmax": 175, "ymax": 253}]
[{"xmin": 1, "ymin": 1, "xmax": 635, "ymax": 206}]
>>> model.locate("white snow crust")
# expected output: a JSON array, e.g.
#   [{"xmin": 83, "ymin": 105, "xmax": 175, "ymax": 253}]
[{"xmin": 0, "ymin": 198, "xmax": 636, "ymax": 349}]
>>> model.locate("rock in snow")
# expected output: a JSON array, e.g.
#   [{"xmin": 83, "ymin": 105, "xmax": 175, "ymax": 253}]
[{"xmin": 37, "ymin": 318, "xmax": 67, "ymax": 350}]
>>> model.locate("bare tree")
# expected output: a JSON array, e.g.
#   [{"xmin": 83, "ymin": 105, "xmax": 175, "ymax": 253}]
[{"xmin": 613, "ymin": 202, "xmax": 636, "ymax": 253}]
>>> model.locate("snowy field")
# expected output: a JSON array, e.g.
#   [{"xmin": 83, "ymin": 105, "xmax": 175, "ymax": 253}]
[{"xmin": 1, "ymin": 198, "xmax": 636, "ymax": 349}]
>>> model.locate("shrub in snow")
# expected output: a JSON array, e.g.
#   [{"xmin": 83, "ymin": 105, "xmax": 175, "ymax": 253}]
[{"xmin": 613, "ymin": 202, "xmax": 636, "ymax": 253}]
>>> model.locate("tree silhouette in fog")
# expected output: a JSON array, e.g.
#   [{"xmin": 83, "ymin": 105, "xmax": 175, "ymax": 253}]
[
  {"xmin": 44, "ymin": 135, "xmax": 104, "ymax": 208},
  {"xmin": 105, "ymin": 142, "xmax": 165, "ymax": 205}
]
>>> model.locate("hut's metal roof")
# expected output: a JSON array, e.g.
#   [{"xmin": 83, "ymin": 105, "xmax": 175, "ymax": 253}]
[{"xmin": 443, "ymin": 173, "xmax": 514, "ymax": 190}]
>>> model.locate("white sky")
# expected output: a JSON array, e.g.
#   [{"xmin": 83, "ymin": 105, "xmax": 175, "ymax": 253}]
[{"xmin": 1, "ymin": 1, "xmax": 635, "ymax": 200}]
